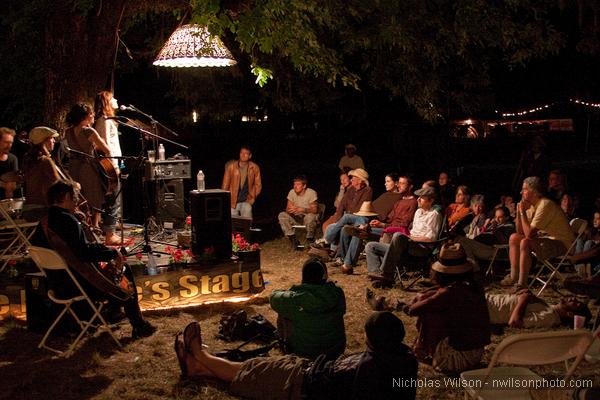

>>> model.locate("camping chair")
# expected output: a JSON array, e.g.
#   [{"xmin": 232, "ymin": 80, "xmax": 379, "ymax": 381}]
[
  {"xmin": 394, "ymin": 216, "xmax": 448, "ymax": 290},
  {"xmin": 0, "ymin": 198, "xmax": 37, "ymax": 272},
  {"xmin": 529, "ymin": 218, "xmax": 587, "ymax": 296},
  {"xmin": 28, "ymin": 246, "xmax": 122, "ymax": 357},
  {"xmin": 291, "ymin": 203, "xmax": 326, "ymax": 249},
  {"xmin": 461, "ymin": 329, "xmax": 594, "ymax": 400}
]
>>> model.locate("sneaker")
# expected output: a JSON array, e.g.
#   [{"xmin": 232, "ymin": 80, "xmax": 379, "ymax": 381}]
[
  {"xmin": 310, "ymin": 238, "xmax": 329, "ymax": 249},
  {"xmin": 330, "ymin": 257, "xmax": 343, "ymax": 267},
  {"xmin": 500, "ymin": 274, "xmax": 516, "ymax": 287}
]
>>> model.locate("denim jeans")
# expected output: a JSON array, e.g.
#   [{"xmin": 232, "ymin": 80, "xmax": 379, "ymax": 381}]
[
  {"xmin": 338, "ymin": 226, "xmax": 383, "ymax": 267},
  {"xmin": 231, "ymin": 202, "xmax": 253, "ymax": 218}
]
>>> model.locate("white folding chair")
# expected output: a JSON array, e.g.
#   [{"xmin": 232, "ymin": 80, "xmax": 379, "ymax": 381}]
[
  {"xmin": 461, "ymin": 330, "xmax": 593, "ymax": 400},
  {"xmin": 0, "ymin": 198, "xmax": 38, "ymax": 272},
  {"xmin": 28, "ymin": 246, "xmax": 122, "ymax": 357},
  {"xmin": 530, "ymin": 218, "xmax": 587, "ymax": 296}
]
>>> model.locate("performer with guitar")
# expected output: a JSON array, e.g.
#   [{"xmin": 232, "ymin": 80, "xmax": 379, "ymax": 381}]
[
  {"xmin": 94, "ymin": 91, "xmax": 123, "ymax": 245},
  {"xmin": 64, "ymin": 103, "xmax": 113, "ymax": 234},
  {"xmin": 31, "ymin": 180, "xmax": 155, "ymax": 339}
]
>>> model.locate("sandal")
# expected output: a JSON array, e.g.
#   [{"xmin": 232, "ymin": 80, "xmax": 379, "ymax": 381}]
[
  {"xmin": 183, "ymin": 321, "xmax": 202, "ymax": 354},
  {"xmin": 174, "ymin": 332, "xmax": 188, "ymax": 378}
]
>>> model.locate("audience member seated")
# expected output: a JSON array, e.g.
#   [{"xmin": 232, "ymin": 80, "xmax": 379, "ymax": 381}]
[
  {"xmin": 547, "ymin": 169, "xmax": 568, "ymax": 204},
  {"xmin": 560, "ymin": 192, "xmax": 578, "ymax": 220},
  {"xmin": 31, "ymin": 180, "xmax": 155, "ymax": 339},
  {"xmin": 457, "ymin": 205, "xmax": 515, "ymax": 270},
  {"xmin": 338, "ymin": 143, "xmax": 364, "ymax": 173},
  {"xmin": 174, "ymin": 312, "xmax": 418, "ymax": 400},
  {"xmin": 486, "ymin": 289, "xmax": 591, "ymax": 329},
  {"xmin": 421, "ymin": 179, "xmax": 443, "ymax": 213},
  {"xmin": 22, "ymin": 127, "xmax": 62, "ymax": 221},
  {"xmin": 365, "ymin": 187, "xmax": 441, "ymax": 286},
  {"xmin": 0, "ymin": 127, "xmax": 19, "ymax": 200},
  {"xmin": 270, "ymin": 258, "xmax": 346, "ymax": 359},
  {"xmin": 438, "ymin": 171, "xmax": 456, "ymax": 210},
  {"xmin": 446, "ymin": 185, "xmax": 473, "ymax": 233},
  {"xmin": 456, "ymin": 194, "xmax": 486, "ymax": 238},
  {"xmin": 575, "ymin": 210, "xmax": 600, "ymax": 260},
  {"xmin": 278, "ymin": 175, "xmax": 319, "ymax": 249},
  {"xmin": 494, "ymin": 194, "xmax": 516, "ymax": 219},
  {"xmin": 397, "ymin": 243, "xmax": 490, "ymax": 373},
  {"xmin": 336, "ymin": 175, "xmax": 417, "ymax": 274},
  {"xmin": 502, "ymin": 176, "xmax": 574, "ymax": 290},
  {"xmin": 333, "ymin": 171, "xmax": 351, "ymax": 210},
  {"xmin": 311, "ymin": 168, "xmax": 372, "ymax": 251}
]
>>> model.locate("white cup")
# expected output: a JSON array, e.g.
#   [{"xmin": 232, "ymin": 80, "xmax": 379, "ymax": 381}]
[
  {"xmin": 574, "ymin": 314, "xmax": 585, "ymax": 329},
  {"xmin": 147, "ymin": 150, "xmax": 156, "ymax": 162}
]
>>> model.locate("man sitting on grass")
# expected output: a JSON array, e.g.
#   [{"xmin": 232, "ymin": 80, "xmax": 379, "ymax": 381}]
[{"xmin": 174, "ymin": 311, "xmax": 418, "ymax": 400}]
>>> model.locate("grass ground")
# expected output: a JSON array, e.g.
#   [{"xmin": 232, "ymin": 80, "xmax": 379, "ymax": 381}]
[{"xmin": 1, "ymin": 236, "xmax": 599, "ymax": 400}]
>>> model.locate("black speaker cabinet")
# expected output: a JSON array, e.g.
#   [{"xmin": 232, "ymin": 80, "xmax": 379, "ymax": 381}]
[
  {"xmin": 153, "ymin": 179, "xmax": 185, "ymax": 228},
  {"xmin": 190, "ymin": 190, "xmax": 232, "ymax": 259}
]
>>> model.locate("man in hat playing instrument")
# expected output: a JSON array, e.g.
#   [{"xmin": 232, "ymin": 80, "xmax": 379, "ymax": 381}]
[
  {"xmin": 336, "ymin": 175, "xmax": 418, "ymax": 274},
  {"xmin": 310, "ymin": 168, "xmax": 372, "ymax": 254},
  {"xmin": 365, "ymin": 186, "xmax": 442, "ymax": 285},
  {"xmin": 338, "ymin": 143, "xmax": 364, "ymax": 174},
  {"xmin": 397, "ymin": 242, "xmax": 490, "ymax": 373},
  {"xmin": 278, "ymin": 175, "xmax": 319, "ymax": 249}
]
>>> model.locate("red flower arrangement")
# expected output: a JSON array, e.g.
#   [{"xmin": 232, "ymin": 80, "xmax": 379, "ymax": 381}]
[
  {"xmin": 164, "ymin": 246, "xmax": 194, "ymax": 264},
  {"xmin": 232, "ymin": 233, "xmax": 260, "ymax": 253}
]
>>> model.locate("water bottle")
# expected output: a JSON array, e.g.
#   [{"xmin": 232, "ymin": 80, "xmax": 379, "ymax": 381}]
[
  {"xmin": 146, "ymin": 252, "xmax": 158, "ymax": 275},
  {"xmin": 197, "ymin": 170, "xmax": 205, "ymax": 192},
  {"xmin": 158, "ymin": 143, "xmax": 166, "ymax": 161}
]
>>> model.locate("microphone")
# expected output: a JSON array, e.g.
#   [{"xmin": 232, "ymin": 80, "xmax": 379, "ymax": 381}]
[{"xmin": 119, "ymin": 105, "xmax": 137, "ymax": 112}]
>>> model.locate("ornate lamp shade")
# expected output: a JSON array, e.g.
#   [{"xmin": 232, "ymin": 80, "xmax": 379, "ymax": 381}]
[{"xmin": 153, "ymin": 24, "xmax": 237, "ymax": 68}]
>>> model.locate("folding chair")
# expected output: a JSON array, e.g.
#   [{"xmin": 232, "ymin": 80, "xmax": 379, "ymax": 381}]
[
  {"xmin": 461, "ymin": 329, "xmax": 593, "ymax": 400},
  {"xmin": 0, "ymin": 198, "xmax": 38, "ymax": 272},
  {"xmin": 28, "ymin": 246, "xmax": 122, "ymax": 357},
  {"xmin": 484, "ymin": 244, "xmax": 509, "ymax": 278},
  {"xmin": 530, "ymin": 218, "xmax": 587, "ymax": 296},
  {"xmin": 394, "ymin": 216, "xmax": 448, "ymax": 290}
]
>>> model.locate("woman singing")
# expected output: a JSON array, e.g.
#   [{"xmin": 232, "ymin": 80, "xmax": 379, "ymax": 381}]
[
  {"xmin": 64, "ymin": 103, "xmax": 112, "ymax": 233},
  {"xmin": 94, "ymin": 91, "xmax": 123, "ymax": 245}
]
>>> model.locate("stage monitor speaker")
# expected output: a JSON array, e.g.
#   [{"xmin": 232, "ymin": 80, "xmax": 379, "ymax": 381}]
[
  {"xmin": 154, "ymin": 179, "xmax": 185, "ymax": 229},
  {"xmin": 190, "ymin": 189, "xmax": 232, "ymax": 259}
]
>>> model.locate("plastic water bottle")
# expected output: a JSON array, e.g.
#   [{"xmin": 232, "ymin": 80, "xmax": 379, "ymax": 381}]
[
  {"xmin": 158, "ymin": 143, "xmax": 166, "ymax": 161},
  {"xmin": 146, "ymin": 252, "xmax": 158, "ymax": 275},
  {"xmin": 197, "ymin": 170, "xmax": 205, "ymax": 192}
]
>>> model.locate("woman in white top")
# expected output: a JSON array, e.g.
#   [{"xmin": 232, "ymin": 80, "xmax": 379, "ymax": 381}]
[{"xmin": 94, "ymin": 91, "xmax": 122, "ymax": 245}]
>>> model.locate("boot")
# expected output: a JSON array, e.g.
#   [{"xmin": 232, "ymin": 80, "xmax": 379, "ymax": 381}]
[{"xmin": 287, "ymin": 234, "xmax": 299, "ymax": 250}]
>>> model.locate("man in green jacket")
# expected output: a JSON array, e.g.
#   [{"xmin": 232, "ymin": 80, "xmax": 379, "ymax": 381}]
[{"xmin": 270, "ymin": 258, "xmax": 346, "ymax": 359}]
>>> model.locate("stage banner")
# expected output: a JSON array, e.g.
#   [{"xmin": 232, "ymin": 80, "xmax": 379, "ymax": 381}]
[{"xmin": 136, "ymin": 253, "xmax": 264, "ymax": 310}]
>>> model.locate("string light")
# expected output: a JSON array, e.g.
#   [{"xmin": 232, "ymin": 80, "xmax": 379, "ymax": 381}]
[{"xmin": 497, "ymin": 99, "xmax": 600, "ymax": 118}]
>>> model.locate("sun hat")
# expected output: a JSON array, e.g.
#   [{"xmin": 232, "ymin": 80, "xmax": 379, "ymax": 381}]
[
  {"xmin": 414, "ymin": 186, "xmax": 436, "ymax": 198},
  {"xmin": 348, "ymin": 168, "xmax": 369, "ymax": 186},
  {"xmin": 431, "ymin": 242, "xmax": 474, "ymax": 274},
  {"xmin": 29, "ymin": 126, "xmax": 59, "ymax": 145},
  {"xmin": 354, "ymin": 201, "xmax": 378, "ymax": 217}
]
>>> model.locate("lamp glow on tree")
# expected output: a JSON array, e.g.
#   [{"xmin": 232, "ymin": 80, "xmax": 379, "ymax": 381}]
[{"xmin": 153, "ymin": 24, "xmax": 236, "ymax": 68}]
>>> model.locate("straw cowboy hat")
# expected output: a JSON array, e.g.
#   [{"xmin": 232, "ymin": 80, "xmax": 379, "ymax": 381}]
[
  {"xmin": 29, "ymin": 126, "xmax": 59, "ymax": 145},
  {"xmin": 354, "ymin": 201, "xmax": 378, "ymax": 217},
  {"xmin": 348, "ymin": 168, "xmax": 369, "ymax": 186},
  {"xmin": 431, "ymin": 242, "xmax": 474, "ymax": 274}
]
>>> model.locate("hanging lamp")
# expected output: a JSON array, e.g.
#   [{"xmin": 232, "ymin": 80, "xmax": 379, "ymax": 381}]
[{"xmin": 153, "ymin": 24, "xmax": 237, "ymax": 68}]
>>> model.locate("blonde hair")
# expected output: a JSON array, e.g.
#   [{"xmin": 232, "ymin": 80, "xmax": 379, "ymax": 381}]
[{"xmin": 0, "ymin": 127, "xmax": 16, "ymax": 138}]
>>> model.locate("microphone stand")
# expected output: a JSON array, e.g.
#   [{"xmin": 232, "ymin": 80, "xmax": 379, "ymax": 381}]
[{"xmin": 112, "ymin": 118, "xmax": 186, "ymax": 256}]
